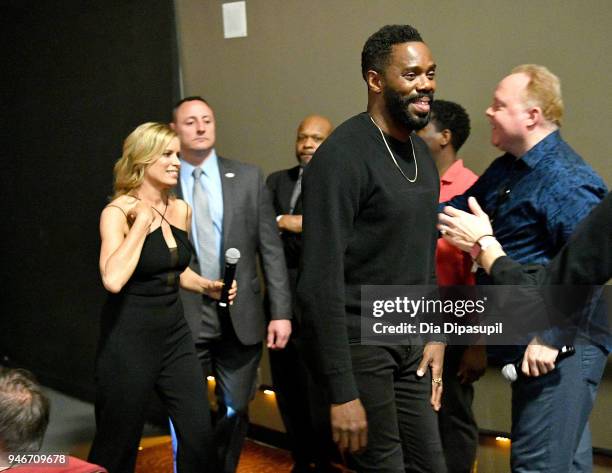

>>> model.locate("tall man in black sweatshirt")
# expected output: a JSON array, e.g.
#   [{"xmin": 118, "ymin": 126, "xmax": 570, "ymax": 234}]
[{"xmin": 297, "ymin": 25, "xmax": 446, "ymax": 473}]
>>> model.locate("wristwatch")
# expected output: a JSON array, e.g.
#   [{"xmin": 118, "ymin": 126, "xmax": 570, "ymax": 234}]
[{"xmin": 470, "ymin": 235, "xmax": 498, "ymax": 261}]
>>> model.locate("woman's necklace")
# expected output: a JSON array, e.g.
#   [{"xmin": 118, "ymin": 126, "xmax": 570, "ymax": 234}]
[{"xmin": 369, "ymin": 115, "xmax": 418, "ymax": 183}]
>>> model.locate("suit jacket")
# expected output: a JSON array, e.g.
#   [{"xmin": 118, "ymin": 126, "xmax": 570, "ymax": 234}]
[
  {"xmin": 177, "ymin": 156, "xmax": 291, "ymax": 346},
  {"xmin": 266, "ymin": 164, "xmax": 302, "ymax": 269}
]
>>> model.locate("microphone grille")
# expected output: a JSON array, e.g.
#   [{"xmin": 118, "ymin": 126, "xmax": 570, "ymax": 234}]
[
  {"xmin": 501, "ymin": 363, "xmax": 518, "ymax": 383},
  {"xmin": 225, "ymin": 248, "xmax": 241, "ymax": 264}
]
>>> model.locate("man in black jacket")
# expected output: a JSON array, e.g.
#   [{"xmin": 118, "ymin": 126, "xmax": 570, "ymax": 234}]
[{"xmin": 267, "ymin": 114, "xmax": 337, "ymax": 473}]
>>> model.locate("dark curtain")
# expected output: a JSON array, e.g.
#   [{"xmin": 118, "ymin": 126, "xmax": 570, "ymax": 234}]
[{"xmin": 0, "ymin": 0, "xmax": 181, "ymax": 401}]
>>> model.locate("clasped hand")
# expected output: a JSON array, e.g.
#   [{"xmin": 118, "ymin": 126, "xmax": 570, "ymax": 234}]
[
  {"xmin": 521, "ymin": 336, "xmax": 559, "ymax": 377},
  {"xmin": 127, "ymin": 201, "xmax": 155, "ymax": 228}
]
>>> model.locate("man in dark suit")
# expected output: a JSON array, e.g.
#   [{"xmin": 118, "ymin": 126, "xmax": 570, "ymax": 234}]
[
  {"xmin": 266, "ymin": 115, "xmax": 337, "ymax": 473},
  {"xmin": 171, "ymin": 96, "xmax": 292, "ymax": 473},
  {"xmin": 267, "ymin": 115, "xmax": 333, "ymax": 288}
]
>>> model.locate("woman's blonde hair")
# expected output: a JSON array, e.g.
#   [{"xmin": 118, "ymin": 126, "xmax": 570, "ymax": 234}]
[
  {"xmin": 112, "ymin": 122, "xmax": 177, "ymax": 198},
  {"xmin": 511, "ymin": 64, "xmax": 564, "ymax": 127}
]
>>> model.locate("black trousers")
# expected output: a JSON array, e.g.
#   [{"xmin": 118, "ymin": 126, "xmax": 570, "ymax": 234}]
[
  {"xmin": 438, "ymin": 346, "xmax": 478, "ymax": 473},
  {"xmin": 269, "ymin": 337, "xmax": 337, "ymax": 469},
  {"xmin": 89, "ymin": 295, "xmax": 214, "ymax": 473},
  {"xmin": 348, "ymin": 345, "xmax": 447, "ymax": 473}
]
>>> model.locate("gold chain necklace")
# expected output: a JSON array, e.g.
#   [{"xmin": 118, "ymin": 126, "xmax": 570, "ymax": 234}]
[{"xmin": 369, "ymin": 115, "xmax": 418, "ymax": 183}]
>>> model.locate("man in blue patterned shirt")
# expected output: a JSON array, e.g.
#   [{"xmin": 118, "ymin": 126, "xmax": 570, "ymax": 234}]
[{"xmin": 443, "ymin": 64, "xmax": 608, "ymax": 472}]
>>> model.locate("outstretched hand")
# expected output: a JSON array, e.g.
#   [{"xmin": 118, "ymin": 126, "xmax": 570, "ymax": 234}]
[{"xmin": 438, "ymin": 197, "xmax": 493, "ymax": 252}]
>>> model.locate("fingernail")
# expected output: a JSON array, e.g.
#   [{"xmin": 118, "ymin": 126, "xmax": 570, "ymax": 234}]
[{"xmin": 416, "ymin": 370, "xmax": 424, "ymax": 377}]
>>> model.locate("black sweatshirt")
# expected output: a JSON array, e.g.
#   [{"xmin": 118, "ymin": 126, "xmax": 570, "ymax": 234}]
[{"xmin": 297, "ymin": 112, "xmax": 440, "ymax": 403}]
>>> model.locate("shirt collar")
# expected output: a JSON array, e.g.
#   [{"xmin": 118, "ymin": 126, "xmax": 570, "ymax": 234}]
[
  {"xmin": 180, "ymin": 148, "xmax": 218, "ymax": 180},
  {"xmin": 201, "ymin": 148, "xmax": 219, "ymax": 176},
  {"xmin": 440, "ymin": 159, "xmax": 466, "ymax": 184},
  {"xmin": 520, "ymin": 130, "xmax": 561, "ymax": 169}
]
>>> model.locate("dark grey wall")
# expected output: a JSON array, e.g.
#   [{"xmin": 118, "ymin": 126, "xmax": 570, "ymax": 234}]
[{"xmin": 0, "ymin": 0, "xmax": 180, "ymax": 400}]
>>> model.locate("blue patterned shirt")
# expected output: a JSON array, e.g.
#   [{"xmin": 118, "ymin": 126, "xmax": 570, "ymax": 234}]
[
  {"xmin": 443, "ymin": 131, "xmax": 607, "ymax": 266},
  {"xmin": 442, "ymin": 131, "xmax": 608, "ymax": 355}
]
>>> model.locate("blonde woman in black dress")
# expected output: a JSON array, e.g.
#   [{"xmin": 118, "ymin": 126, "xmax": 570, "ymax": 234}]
[{"xmin": 89, "ymin": 122, "xmax": 234, "ymax": 473}]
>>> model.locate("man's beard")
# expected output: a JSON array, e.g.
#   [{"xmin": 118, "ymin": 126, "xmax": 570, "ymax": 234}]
[{"xmin": 384, "ymin": 88, "xmax": 433, "ymax": 131}]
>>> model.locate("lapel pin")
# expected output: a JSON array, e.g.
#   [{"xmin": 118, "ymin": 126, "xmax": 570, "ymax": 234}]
[{"xmin": 225, "ymin": 172, "xmax": 235, "ymax": 178}]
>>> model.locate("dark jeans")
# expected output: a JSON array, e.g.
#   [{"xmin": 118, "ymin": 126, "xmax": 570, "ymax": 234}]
[
  {"xmin": 438, "ymin": 346, "xmax": 478, "ymax": 473},
  {"xmin": 348, "ymin": 345, "xmax": 447, "ymax": 473},
  {"xmin": 511, "ymin": 342, "xmax": 607, "ymax": 473}
]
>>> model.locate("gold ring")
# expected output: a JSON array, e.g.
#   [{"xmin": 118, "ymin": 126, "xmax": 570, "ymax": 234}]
[{"xmin": 432, "ymin": 377, "xmax": 443, "ymax": 385}]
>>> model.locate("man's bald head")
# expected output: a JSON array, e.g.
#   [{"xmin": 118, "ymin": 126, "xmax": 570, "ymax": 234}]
[{"xmin": 295, "ymin": 115, "xmax": 333, "ymax": 165}]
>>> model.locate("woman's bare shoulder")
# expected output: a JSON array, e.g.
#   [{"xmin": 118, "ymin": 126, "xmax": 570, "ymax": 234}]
[
  {"xmin": 168, "ymin": 196, "xmax": 191, "ymax": 230},
  {"xmin": 103, "ymin": 195, "xmax": 138, "ymax": 216}
]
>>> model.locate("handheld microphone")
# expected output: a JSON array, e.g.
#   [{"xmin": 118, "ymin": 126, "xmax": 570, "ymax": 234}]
[
  {"xmin": 501, "ymin": 345, "xmax": 575, "ymax": 382},
  {"xmin": 218, "ymin": 248, "xmax": 240, "ymax": 309}
]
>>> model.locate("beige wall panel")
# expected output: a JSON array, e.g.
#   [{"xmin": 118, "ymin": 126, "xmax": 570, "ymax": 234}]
[{"xmin": 176, "ymin": 0, "xmax": 610, "ymax": 184}]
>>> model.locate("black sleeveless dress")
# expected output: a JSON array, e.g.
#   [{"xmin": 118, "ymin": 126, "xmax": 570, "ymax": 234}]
[{"xmin": 89, "ymin": 218, "xmax": 214, "ymax": 473}]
